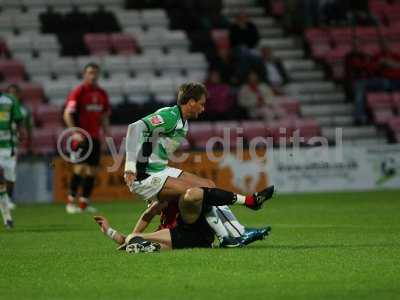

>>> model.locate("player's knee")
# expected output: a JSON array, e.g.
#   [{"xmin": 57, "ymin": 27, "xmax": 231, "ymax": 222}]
[
  {"xmin": 183, "ymin": 187, "xmax": 203, "ymax": 204},
  {"xmin": 206, "ymin": 179, "xmax": 216, "ymax": 188}
]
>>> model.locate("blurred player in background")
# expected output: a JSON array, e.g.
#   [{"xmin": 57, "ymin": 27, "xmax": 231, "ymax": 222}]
[
  {"xmin": 63, "ymin": 63, "xmax": 111, "ymax": 214},
  {"xmin": 5, "ymin": 84, "xmax": 33, "ymax": 210},
  {"xmin": 0, "ymin": 91, "xmax": 24, "ymax": 229}
]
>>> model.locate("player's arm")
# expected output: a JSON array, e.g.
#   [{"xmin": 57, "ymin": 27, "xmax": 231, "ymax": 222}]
[
  {"xmin": 94, "ymin": 216, "xmax": 126, "ymax": 245},
  {"xmin": 124, "ymin": 120, "xmax": 147, "ymax": 185},
  {"xmin": 132, "ymin": 201, "xmax": 168, "ymax": 233},
  {"xmin": 12, "ymin": 99, "xmax": 25, "ymax": 144}
]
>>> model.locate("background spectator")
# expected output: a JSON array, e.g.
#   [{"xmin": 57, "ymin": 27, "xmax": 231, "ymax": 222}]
[
  {"xmin": 259, "ymin": 46, "xmax": 289, "ymax": 93},
  {"xmin": 204, "ymin": 70, "xmax": 236, "ymax": 121},
  {"xmin": 238, "ymin": 71, "xmax": 285, "ymax": 121}
]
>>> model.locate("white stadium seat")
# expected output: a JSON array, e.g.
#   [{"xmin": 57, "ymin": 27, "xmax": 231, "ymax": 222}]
[
  {"xmin": 51, "ymin": 57, "xmax": 78, "ymax": 77},
  {"xmin": 149, "ymin": 77, "xmax": 175, "ymax": 104},
  {"xmin": 123, "ymin": 78, "xmax": 150, "ymax": 104}
]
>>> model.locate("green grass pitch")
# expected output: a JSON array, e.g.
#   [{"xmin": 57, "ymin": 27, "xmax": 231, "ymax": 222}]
[{"xmin": 1, "ymin": 190, "xmax": 399, "ymax": 300}]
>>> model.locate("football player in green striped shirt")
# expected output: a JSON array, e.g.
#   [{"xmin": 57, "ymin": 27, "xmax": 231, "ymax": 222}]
[
  {"xmin": 124, "ymin": 82, "xmax": 274, "ymax": 249},
  {"xmin": 6, "ymin": 84, "xmax": 33, "ymax": 210},
  {"xmin": 0, "ymin": 90, "xmax": 24, "ymax": 229}
]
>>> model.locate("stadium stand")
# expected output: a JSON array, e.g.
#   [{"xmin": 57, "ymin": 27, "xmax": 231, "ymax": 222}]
[{"xmin": 1, "ymin": 0, "xmax": 400, "ymax": 156}]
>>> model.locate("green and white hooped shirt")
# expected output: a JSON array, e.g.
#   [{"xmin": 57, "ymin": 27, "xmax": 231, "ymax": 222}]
[{"xmin": 125, "ymin": 105, "xmax": 188, "ymax": 174}]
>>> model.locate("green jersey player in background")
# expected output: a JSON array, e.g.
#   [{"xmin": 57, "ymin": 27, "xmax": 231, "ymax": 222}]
[
  {"xmin": 124, "ymin": 82, "xmax": 274, "ymax": 248},
  {"xmin": 6, "ymin": 84, "xmax": 33, "ymax": 210},
  {"xmin": 0, "ymin": 90, "xmax": 24, "ymax": 229}
]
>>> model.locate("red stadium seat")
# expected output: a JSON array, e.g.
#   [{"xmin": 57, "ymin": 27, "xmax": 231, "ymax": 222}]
[
  {"xmin": 293, "ymin": 118, "xmax": 321, "ymax": 142},
  {"xmin": 305, "ymin": 28, "xmax": 330, "ymax": 45},
  {"xmin": 271, "ymin": 0, "xmax": 285, "ymax": 17},
  {"xmin": 389, "ymin": 117, "xmax": 400, "ymax": 142},
  {"xmin": 20, "ymin": 82, "xmax": 44, "ymax": 110},
  {"xmin": 380, "ymin": 26, "xmax": 400, "ymax": 42},
  {"xmin": 277, "ymin": 97, "xmax": 300, "ymax": 116},
  {"xmin": 84, "ymin": 33, "xmax": 111, "ymax": 56},
  {"xmin": 367, "ymin": 93, "xmax": 394, "ymax": 125},
  {"xmin": 187, "ymin": 122, "xmax": 214, "ymax": 149},
  {"xmin": 330, "ymin": 27, "xmax": 353, "ymax": 44},
  {"xmin": 0, "ymin": 59, "xmax": 25, "ymax": 82},
  {"xmin": 392, "ymin": 93, "xmax": 400, "ymax": 113},
  {"xmin": 311, "ymin": 43, "xmax": 332, "ymax": 59},
  {"xmin": 31, "ymin": 128, "xmax": 56, "ymax": 155},
  {"xmin": 110, "ymin": 125, "xmax": 127, "ymax": 150},
  {"xmin": 211, "ymin": 29, "xmax": 230, "ymax": 50},
  {"xmin": 355, "ymin": 27, "xmax": 379, "ymax": 43},
  {"xmin": 35, "ymin": 104, "xmax": 63, "ymax": 127},
  {"xmin": 361, "ymin": 43, "xmax": 381, "ymax": 56},
  {"xmin": 0, "ymin": 39, "xmax": 8, "ymax": 58},
  {"xmin": 110, "ymin": 33, "xmax": 138, "ymax": 55},
  {"xmin": 240, "ymin": 121, "xmax": 267, "ymax": 142},
  {"xmin": 383, "ymin": 5, "xmax": 400, "ymax": 25},
  {"xmin": 367, "ymin": 93, "xmax": 392, "ymax": 109}
]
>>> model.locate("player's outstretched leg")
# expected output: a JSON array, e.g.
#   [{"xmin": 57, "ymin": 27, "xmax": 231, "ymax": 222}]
[
  {"xmin": 200, "ymin": 185, "xmax": 275, "ymax": 210},
  {"xmin": 0, "ymin": 172, "xmax": 13, "ymax": 229}
]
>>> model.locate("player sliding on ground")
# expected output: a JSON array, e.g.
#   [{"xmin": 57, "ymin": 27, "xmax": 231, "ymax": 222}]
[
  {"xmin": 94, "ymin": 194, "xmax": 273, "ymax": 252},
  {"xmin": 123, "ymin": 82, "xmax": 275, "ymax": 248}
]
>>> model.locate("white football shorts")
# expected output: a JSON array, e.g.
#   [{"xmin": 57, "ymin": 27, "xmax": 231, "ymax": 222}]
[
  {"xmin": 0, "ymin": 155, "xmax": 17, "ymax": 182},
  {"xmin": 130, "ymin": 167, "xmax": 183, "ymax": 201}
]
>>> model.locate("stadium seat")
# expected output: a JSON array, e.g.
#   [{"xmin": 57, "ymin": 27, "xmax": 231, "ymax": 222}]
[
  {"xmin": 149, "ymin": 77, "xmax": 175, "ymax": 104},
  {"xmin": 135, "ymin": 28, "xmax": 167, "ymax": 53},
  {"xmin": 103, "ymin": 55, "xmax": 130, "ymax": 77},
  {"xmin": 16, "ymin": 14, "xmax": 40, "ymax": 34},
  {"xmin": 180, "ymin": 53, "xmax": 207, "ymax": 73},
  {"xmin": 187, "ymin": 122, "xmax": 214, "ymax": 149},
  {"xmin": 24, "ymin": 58, "xmax": 52, "ymax": 79},
  {"xmin": 141, "ymin": 9, "xmax": 169, "ymax": 28},
  {"xmin": 214, "ymin": 121, "xmax": 242, "ymax": 139},
  {"xmin": 33, "ymin": 34, "xmax": 60, "ymax": 58},
  {"xmin": 393, "ymin": 93, "xmax": 400, "ymax": 113},
  {"xmin": 128, "ymin": 55, "xmax": 155, "ymax": 78},
  {"xmin": 51, "ymin": 57, "xmax": 78, "ymax": 79},
  {"xmin": 99, "ymin": 80, "xmax": 124, "ymax": 105},
  {"xmin": 110, "ymin": 125, "xmax": 127, "ymax": 149},
  {"xmin": 6, "ymin": 35, "xmax": 33, "ymax": 58},
  {"xmin": 0, "ymin": 59, "xmax": 25, "ymax": 82},
  {"xmin": 35, "ymin": 104, "xmax": 62, "ymax": 127},
  {"xmin": 31, "ymin": 128, "xmax": 56, "ymax": 155},
  {"xmin": 305, "ymin": 28, "xmax": 330, "ymax": 45},
  {"xmin": 43, "ymin": 80, "xmax": 72, "ymax": 106},
  {"xmin": 330, "ymin": 27, "xmax": 353, "ymax": 44},
  {"xmin": 21, "ymin": 82, "xmax": 44, "ymax": 109},
  {"xmin": 367, "ymin": 93, "xmax": 394, "ymax": 125},
  {"xmin": 240, "ymin": 121, "xmax": 267, "ymax": 142},
  {"xmin": 155, "ymin": 54, "xmax": 182, "ymax": 76},
  {"xmin": 110, "ymin": 33, "xmax": 138, "ymax": 55},
  {"xmin": 277, "ymin": 97, "xmax": 300, "ymax": 116},
  {"xmin": 164, "ymin": 30, "xmax": 190, "ymax": 53},
  {"xmin": 115, "ymin": 11, "xmax": 142, "ymax": 28},
  {"xmin": 211, "ymin": 29, "xmax": 230, "ymax": 49},
  {"xmin": 388, "ymin": 117, "xmax": 400, "ymax": 142},
  {"xmin": 293, "ymin": 118, "xmax": 321, "ymax": 142},
  {"xmin": 76, "ymin": 55, "xmax": 104, "ymax": 71},
  {"xmin": 355, "ymin": 27, "xmax": 379, "ymax": 43},
  {"xmin": 84, "ymin": 33, "xmax": 111, "ymax": 55},
  {"xmin": 123, "ymin": 78, "xmax": 150, "ymax": 104}
]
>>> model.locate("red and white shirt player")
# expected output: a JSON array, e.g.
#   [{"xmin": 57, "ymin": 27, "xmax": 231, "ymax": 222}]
[{"xmin": 65, "ymin": 82, "xmax": 111, "ymax": 142}]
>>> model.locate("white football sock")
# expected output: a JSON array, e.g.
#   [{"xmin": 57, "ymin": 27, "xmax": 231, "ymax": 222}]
[
  {"xmin": 235, "ymin": 194, "xmax": 246, "ymax": 205},
  {"xmin": 216, "ymin": 206, "xmax": 245, "ymax": 238},
  {"xmin": 204, "ymin": 206, "xmax": 229, "ymax": 239},
  {"xmin": 0, "ymin": 193, "xmax": 12, "ymax": 224}
]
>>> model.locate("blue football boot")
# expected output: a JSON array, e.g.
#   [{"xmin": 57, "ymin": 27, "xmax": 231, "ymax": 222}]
[{"xmin": 240, "ymin": 226, "xmax": 272, "ymax": 245}]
